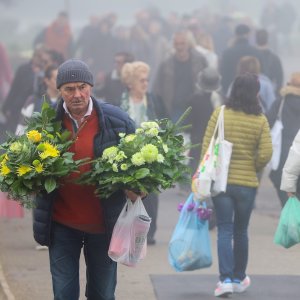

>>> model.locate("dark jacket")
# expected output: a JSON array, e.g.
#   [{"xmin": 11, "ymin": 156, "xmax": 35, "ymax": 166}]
[
  {"xmin": 33, "ymin": 97, "xmax": 135, "ymax": 246},
  {"xmin": 257, "ymin": 48, "xmax": 284, "ymax": 95},
  {"xmin": 219, "ymin": 38, "xmax": 260, "ymax": 94},
  {"xmin": 267, "ymin": 86, "xmax": 300, "ymax": 189}
]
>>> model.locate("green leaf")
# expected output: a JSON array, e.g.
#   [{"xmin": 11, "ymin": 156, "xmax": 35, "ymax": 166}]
[
  {"xmin": 44, "ymin": 177, "xmax": 56, "ymax": 193},
  {"xmin": 134, "ymin": 168, "xmax": 150, "ymax": 179}
]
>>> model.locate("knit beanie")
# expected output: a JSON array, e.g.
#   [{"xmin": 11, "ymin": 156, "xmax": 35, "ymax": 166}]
[{"xmin": 56, "ymin": 59, "xmax": 94, "ymax": 89}]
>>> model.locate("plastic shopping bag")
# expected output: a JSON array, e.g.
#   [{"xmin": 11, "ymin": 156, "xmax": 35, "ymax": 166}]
[
  {"xmin": 168, "ymin": 193, "xmax": 212, "ymax": 272},
  {"xmin": 269, "ymin": 119, "xmax": 283, "ymax": 171},
  {"xmin": 274, "ymin": 196, "xmax": 300, "ymax": 248},
  {"xmin": 108, "ymin": 197, "xmax": 151, "ymax": 267}
]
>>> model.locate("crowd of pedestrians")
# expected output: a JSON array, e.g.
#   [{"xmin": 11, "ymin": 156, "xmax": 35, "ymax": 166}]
[{"xmin": 0, "ymin": 1, "xmax": 299, "ymax": 298}]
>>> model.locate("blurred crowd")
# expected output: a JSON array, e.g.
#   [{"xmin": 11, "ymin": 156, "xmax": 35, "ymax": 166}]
[{"xmin": 0, "ymin": 0, "xmax": 299, "ymax": 240}]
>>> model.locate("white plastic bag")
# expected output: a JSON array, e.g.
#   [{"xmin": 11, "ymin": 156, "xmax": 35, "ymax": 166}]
[
  {"xmin": 108, "ymin": 197, "xmax": 151, "ymax": 267},
  {"xmin": 269, "ymin": 98, "xmax": 284, "ymax": 171},
  {"xmin": 270, "ymin": 119, "xmax": 283, "ymax": 171}
]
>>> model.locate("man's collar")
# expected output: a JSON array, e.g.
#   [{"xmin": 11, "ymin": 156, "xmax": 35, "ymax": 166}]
[{"xmin": 63, "ymin": 97, "xmax": 93, "ymax": 127}]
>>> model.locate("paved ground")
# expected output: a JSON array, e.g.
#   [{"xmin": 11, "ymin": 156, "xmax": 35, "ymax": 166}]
[{"xmin": 0, "ymin": 173, "xmax": 300, "ymax": 300}]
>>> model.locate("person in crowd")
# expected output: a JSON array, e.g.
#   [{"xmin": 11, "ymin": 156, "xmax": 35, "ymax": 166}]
[
  {"xmin": 280, "ymin": 128, "xmax": 300, "ymax": 198},
  {"xmin": 267, "ymin": 72, "xmax": 300, "ymax": 207},
  {"xmin": 32, "ymin": 59, "xmax": 138, "ymax": 300},
  {"xmin": 255, "ymin": 28, "xmax": 284, "ymax": 96},
  {"xmin": 34, "ymin": 11, "xmax": 73, "ymax": 59},
  {"xmin": 147, "ymin": 19, "xmax": 171, "ymax": 88},
  {"xmin": 15, "ymin": 64, "xmax": 59, "ymax": 135},
  {"xmin": 259, "ymin": 0, "xmax": 279, "ymax": 52},
  {"xmin": 277, "ymin": 0, "xmax": 297, "ymax": 55},
  {"xmin": 93, "ymin": 51, "xmax": 135, "ymax": 106},
  {"xmin": 187, "ymin": 67, "xmax": 222, "ymax": 173},
  {"xmin": 120, "ymin": 61, "xmax": 166, "ymax": 245},
  {"xmin": 1, "ymin": 46, "xmax": 48, "ymax": 134},
  {"xmin": 194, "ymin": 30, "xmax": 218, "ymax": 69},
  {"xmin": 0, "ymin": 42, "xmax": 13, "ymax": 134},
  {"xmin": 199, "ymin": 73, "xmax": 272, "ymax": 297},
  {"xmin": 227, "ymin": 56, "xmax": 276, "ymax": 114},
  {"xmin": 219, "ymin": 23, "xmax": 260, "ymax": 95},
  {"xmin": 0, "ymin": 43, "xmax": 13, "ymax": 107},
  {"xmin": 152, "ymin": 28, "xmax": 208, "ymax": 121}
]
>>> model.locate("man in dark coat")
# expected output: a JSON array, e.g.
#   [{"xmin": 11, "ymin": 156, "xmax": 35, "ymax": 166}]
[
  {"xmin": 33, "ymin": 59, "xmax": 136, "ymax": 300},
  {"xmin": 219, "ymin": 24, "xmax": 260, "ymax": 95},
  {"xmin": 152, "ymin": 28, "xmax": 208, "ymax": 121},
  {"xmin": 255, "ymin": 28, "xmax": 284, "ymax": 96}
]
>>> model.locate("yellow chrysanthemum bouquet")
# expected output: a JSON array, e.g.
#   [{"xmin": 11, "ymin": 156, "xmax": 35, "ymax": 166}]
[
  {"xmin": 0, "ymin": 102, "xmax": 85, "ymax": 207},
  {"xmin": 78, "ymin": 108, "xmax": 192, "ymax": 199}
]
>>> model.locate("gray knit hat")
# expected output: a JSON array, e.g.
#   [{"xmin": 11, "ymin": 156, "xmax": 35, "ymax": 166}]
[{"xmin": 56, "ymin": 59, "xmax": 94, "ymax": 89}]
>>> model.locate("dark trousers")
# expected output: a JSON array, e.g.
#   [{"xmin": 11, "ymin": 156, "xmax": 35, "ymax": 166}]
[{"xmin": 49, "ymin": 222, "xmax": 117, "ymax": 300}]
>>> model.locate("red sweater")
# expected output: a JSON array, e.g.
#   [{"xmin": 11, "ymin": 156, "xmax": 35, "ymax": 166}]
[{"xmin": 53, "ymin": 109, "xmax": 105, "ymax": 233}]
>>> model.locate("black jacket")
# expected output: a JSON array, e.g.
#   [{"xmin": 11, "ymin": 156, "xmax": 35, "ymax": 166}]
[{"xmin": 32, "ymin": 97, "xmax": 135, "ymax": 246}]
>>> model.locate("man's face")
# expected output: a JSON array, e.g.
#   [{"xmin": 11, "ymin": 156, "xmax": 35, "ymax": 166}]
[
  {"xmin": 60, "ymin": 82, "xmax": 91, "ymax": 116},
  {"xmin": 173, "ymin": 34, "xmax": 190, "ymax": 60}
]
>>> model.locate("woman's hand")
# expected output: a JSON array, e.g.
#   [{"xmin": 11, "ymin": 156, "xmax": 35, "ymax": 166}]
[
  {"xmin": 124, "ymin": 189, "xmax": 147, "ymax": 202},
  {"xmin": 287, "ymin": 192, "xmax": 295, "ymax": 198}
]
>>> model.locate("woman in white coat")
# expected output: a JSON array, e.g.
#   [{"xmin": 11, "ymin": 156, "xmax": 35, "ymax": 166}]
[{"xmin": 280, "ymin": 129, "xmax": 300, "ymax": 197}]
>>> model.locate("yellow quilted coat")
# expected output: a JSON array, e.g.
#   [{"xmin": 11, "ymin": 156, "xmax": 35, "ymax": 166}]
[{"xmin": 200, "ymin": 106, "xmax": 273, "ymax": 188}]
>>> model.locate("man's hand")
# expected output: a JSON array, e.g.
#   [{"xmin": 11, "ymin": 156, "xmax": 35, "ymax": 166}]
[
  {"xmin": 124, "ymin": 190, "xmax": 147, "ymax": 202},
  {"xmin": 287, "ymin": 192, "xmax": 295, "ymax": 198}
]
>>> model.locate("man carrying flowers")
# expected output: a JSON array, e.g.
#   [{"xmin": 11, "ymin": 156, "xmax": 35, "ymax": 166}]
[{"xmin": 32, "ymin": 59, "xmax": 135, "ymax": 300}]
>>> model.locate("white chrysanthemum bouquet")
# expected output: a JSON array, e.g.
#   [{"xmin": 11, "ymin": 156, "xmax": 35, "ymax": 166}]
[{"xmin": 79, "ymin": 109, "xmax": 192, "ymax": 199}]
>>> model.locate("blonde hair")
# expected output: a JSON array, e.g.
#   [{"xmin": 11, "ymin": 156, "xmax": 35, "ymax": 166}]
[{"xmin": 121, "ymin": 61, "xmax": 150, "ymax": 87}]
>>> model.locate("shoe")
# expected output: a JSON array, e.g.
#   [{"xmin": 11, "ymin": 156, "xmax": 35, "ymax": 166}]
[
  {"xmin": 233, "ymin": 276, "xmax": 251, "ymax": 293},
  {"xmin": 35, "ymin": 245, "xmax": 48, "ymax": 251},
  {"xmin": 214, "ymin": 278, "xmax": 233, "ymax": 297}
]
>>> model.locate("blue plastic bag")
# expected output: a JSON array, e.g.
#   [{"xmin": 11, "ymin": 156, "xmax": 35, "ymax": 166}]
[
  {"xmin": 274, "ymin": 196, "xmax": 300, "ymax": 248},
  {"xmin": 168, "ymin": 193, "xmax": 212, "ymax": 272}
]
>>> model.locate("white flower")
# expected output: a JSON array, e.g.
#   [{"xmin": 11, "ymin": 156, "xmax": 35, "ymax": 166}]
[{"xmin": 141, "ymin": 121, "xmax": 159, "ymax": 130}]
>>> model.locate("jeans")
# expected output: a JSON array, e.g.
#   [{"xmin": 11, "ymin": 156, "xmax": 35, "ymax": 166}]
[
  {"xmin": 212, "ymin": 184, "xmax": 256, "ymax": 282},
  {"xmin": 49, "ymin": 222, "xmax": 117, "ymax": 300}
]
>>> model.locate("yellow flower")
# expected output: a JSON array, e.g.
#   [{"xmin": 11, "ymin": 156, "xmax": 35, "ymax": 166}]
[
  {"xmin": 39, "ymin": 142, "xmax": 60, "ymax": 160},
  {"xmin": 34, "ymin": 163, "xmax": 44, "ymax": 173},
  {"xmin": 27, "ymin": 130, "xmax": 42, "ymax": 143},
  {"xmin": 17, "ymin": 165, "xmax": 32, "ymax": 176},
  {"xmin": 0, "ymin": 163, "xmax": 11, "ymax": 176},
  {"xmin": 131, "ymin": 153, "xmax": 145, "ymax": 166},
  {"xmin": 140, "ymin": 144, "xmax": 158, "ymax": 163}
]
